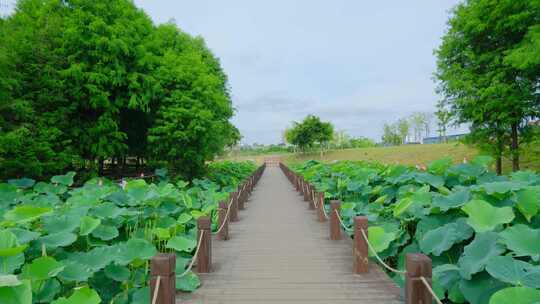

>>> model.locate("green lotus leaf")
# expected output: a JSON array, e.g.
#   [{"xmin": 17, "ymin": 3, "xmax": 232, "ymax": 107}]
[
  {"xmin": 50, "ymin": 172, "xmax": 76, "ymax": 186},
  {"xmin": 0, "ymin": 231, "xmax": 27, "ymax": 257},
  {"xmin": 91, "ymin": 202, "xmax": 125, "ymax": 219},
  {"xmin": 0, "ymin": 254, "xmax": 25, "ymax": 275},
  {"xmin": 486, "ymin": 256, "xmax": 540, "ymax": 288},
  {"xmin": 58, "ymin": 260, "xmax": 93, "ymax": 282},
  {"xmin": 367, "ymin": 226, "xmax": 396, "ymax": 256},
  {"xmin": 115, "ymin": 239, "xmax": 157, "ymax": 265},
  {"xmin": 91, "ymin": 224, "xmax": 119, "ymax": 241},
  {"xmin": 432, "ymin": 188, "xmax": 470, "ymax": 212},
  {"xmin": 393, "ymin": 197, "xmax": 413, "ymax": 217},
  {"xmin": 131, "ymin": 287, "xmax": 149, "ymax": 304},
  {"xmin": 489, "ymin": 287, "xmax": 540, "ymax": 304},
  {"xmin": 166, "ymin": 236, "xmax": 196, "ymax": 253},
  {"xmin": 3, "ymin": 205, "xmax": 53, "ymax": 223},
  {"xmin": 0, "ymin": 275, "xmax": 21, "ymax": 287},
  {"xmin": 459, "ymin": 272, "xmax": 507, "ymax": 304},
  {"xmin": 500, "ymin": 225, "xmax": 540, "ymax": 261},
  {"xmin": 414, "ymin": 172, "xmax": 445, "ymax": 188},
  {"xmin": 67, "ymin": 246, "xmax": 116, "ymax": 272},
  {"xmin": 461, "ymin": 200, "xmax": 514, "ymax": 232},
  {"xmin": 419, "ymin": 219, "xmax": 473, "ymax": 256},
  {"xmin": 480, "ymin": 181, "xmax": 526, "ymax": 195},
  {"xmin": 433, "ymin": 264, "xmax": 460, "ymax": 292},
  {"xmin": 458, "ymin": 232, "xmax": 506, "ymax": 279},
  {"xmin": 104, "ymin": 264, "xmax": 130, "ymax": 282},
  {"xmin": 33, "ymin": 182, "xmax": 67, "ymax": 195},
  {"xmin": 0, "ymin": 184, "xmax": 19, "ymax": 205},
  {"xmin": 0, "ymin": 279, "xmax": 31, "ymax": 304},
  {"xmin": 21, "ymin": 256, "xmax": 64, "ymax": 281},
  {"xmin": 34, "ymin": 278, "xmax": 61, "ymax": 303},
  {"xmin": 515, "ymin": 188, "xmax": 540, "ymax": 222},
  {"xmin": 39, "ymin": 232, "xmax": 77, "ymax": 249},
  {"xmin": 7, "ymin": 228, "xmax": 40, "ymax": 244},
  {"xmin": 51, "ymin": 286, "xmax": 101, "ymax": 304},
  {"xmin": 153, "ymin": 228, "xmax": 170, "ymax": 240},
  {"xmin": 7, "ymin": 178, "xmax": 35, "ymax": 189},
  {"xmin": 42, "ymin": 214, "xmax": 80, "ymax": 234},
  {"xmin": 176, "ymin": 271, "xmax": 201, "ymax": 292},
  {"xmin": 428, "ymin": 157, "xmax": 453, "ymax": 175},
  {"xmin": 79, "ymin": 216, "xmax": 101, "ymax": 236}
]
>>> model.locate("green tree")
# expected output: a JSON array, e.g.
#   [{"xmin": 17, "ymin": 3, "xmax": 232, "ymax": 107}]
[
  {"xmin": 435, "ymin": 101, "xmax": 452, "ymax": 143},
  {"xmin": 382, "ymin": 123, "xmax": 401, "ymax": 146},
  {"xmin": 286, "ymin": 115, "xmax": 334, "ymax": 153},
  {"xmin": 0, "ymin": 0, "xmax": 238, "ymax": 179},
  {"xmin": 436, "ymin": 0, "xmax": 540, "ymax": 173}
]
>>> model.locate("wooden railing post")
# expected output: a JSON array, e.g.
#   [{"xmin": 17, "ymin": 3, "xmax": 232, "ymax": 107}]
[
  {"xmin": 238, "ymin": 185, "xmax": 245, "ymax": 210},
  {"xmin": 303, "ymin": 181, "xmax": 310, "ymax": 202},
  {"xmin": 197, "ymin": 217, "xmax": 212, "ymax": 273},
  {"xmin": 330, "ymin": 200, "xmax": 342, "ymax": 240},
  {"xmin": 230, "ymin": 191, "xmax": 239, "ymax": 222},
  {"xmin": 353, "ymin": 216, "xmax": 369, "ymax": 274},
  {"xmin": 308, "ymin": 186, "xmax": 315, "ymax": 210},
  {"xmin": 405, "ymin": 253, "xmax": 432, "ymax": 304},
  {"xmin": 150, "ymin": 254, "xmax": 176, "ymax": 304},
  {"xmin": 317, "ymin": 192, "xmax": 326, "ymax": 222},
  {"xmin": 217, "ymin": 201, "xmax": 229, "ymax": 241}
]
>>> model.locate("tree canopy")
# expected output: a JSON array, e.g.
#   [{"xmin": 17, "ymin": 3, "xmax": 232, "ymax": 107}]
[
  {"xmin": 0, "ymin": 0, "xmax": 239, "ymax": 179},
  {"xmin": 285, "ymin": 115, "xmax": 333, "ymax": 151},
  {"xmin": 436, "ymin": 0, "xmax": 540, "ymax": 174}
]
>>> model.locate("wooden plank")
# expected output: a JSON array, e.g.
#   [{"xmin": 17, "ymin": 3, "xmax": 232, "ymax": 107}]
[{"xmin": 177, "ymin": 167, "xmax": 402, "ymax": 303}]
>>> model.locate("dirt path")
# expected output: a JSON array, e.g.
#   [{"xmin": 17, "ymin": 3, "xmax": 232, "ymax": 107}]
[{"xmin": 177, "ymin": 166, "xmax": 401, "ymax": 304}]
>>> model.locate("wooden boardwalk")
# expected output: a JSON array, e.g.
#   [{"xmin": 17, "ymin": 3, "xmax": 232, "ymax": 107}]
[{"xmin": 177, "ymin": 166, "xmax": 402, "ymax": 304}]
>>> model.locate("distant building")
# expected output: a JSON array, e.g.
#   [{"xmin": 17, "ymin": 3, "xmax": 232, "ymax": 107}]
[{"xmin": 423, "ymin": 133, "xmax": 468, "ymax": 144}]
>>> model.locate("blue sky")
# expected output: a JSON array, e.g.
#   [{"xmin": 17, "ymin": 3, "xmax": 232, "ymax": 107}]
[{"xmin": 5, "ymin": 0, "xmax": 466, "ymax": 144}]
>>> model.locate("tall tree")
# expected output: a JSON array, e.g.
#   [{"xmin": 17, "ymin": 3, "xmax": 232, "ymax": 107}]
[
  {"xmin": 435, "ymin": 101, "xmax": 452, "ymax": 143},
  {"xmin": 436, "ymin": 0, "xmax": 540, "ymax": 173},
  {"xmin": 286, "ymin": 115, "xmax": 333, "ymax": 153}
]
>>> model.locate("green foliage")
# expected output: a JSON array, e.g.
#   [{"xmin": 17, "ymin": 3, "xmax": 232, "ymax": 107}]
[
  {"xmin": 285, "ymin": 115, "xmax": 334, "ymax": 151},
  {"xmin": 436, "ymin": 0, "xmax": 540, "ymax": 172},
  {"xmin": 293, "ymin": 157, "xmax": 540, "ymax": 304},
  {"xmin": 0, "ymin": 0, "xmax": 238, "ymax": 179},
  {"xmin": 0, "ymin": 161, "xmax": 256, "ymax": 301}
]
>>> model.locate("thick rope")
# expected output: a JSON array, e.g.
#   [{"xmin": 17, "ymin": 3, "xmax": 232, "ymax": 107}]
[
  {"xmin": 212, "ymin": 198, "xmax": 233, "ymax": 235},
  {"xmin": 334, "ymin": 210, "xmax": 353, "ymax": 231},
  {"xmin": 420, "ymin": 276, "xmax": 444, "ymax": 304},
  {"xmin": 151, "ymin": 275, "xmax": 161, "ymax": 304},
  {"xmin": 359, "ymin": 229, "xmax": 407, "ymax": 275},
  {"xmin": 177, "ymin": 230, "xmax": 206, "ymax": 278}
]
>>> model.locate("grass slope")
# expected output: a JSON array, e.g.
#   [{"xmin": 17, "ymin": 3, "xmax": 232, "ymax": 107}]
[{"xmin": 225, "ymin": 142, "xmax": 539, "ymax": 173}]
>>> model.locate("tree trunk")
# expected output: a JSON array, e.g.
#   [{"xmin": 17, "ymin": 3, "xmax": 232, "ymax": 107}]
[
  {"xmin": 511, "ymin": 123, "xmax": 520, "ymax": 172},
  {"xmin": 495, "ymin": 156, "xmax": 502, "ymax": 175}
]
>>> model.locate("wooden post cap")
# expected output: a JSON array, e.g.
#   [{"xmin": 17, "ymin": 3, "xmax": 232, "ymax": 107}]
[
  {"xmin": 198, "ymin": 216, "xmax": 211, "ymax": 230},
  {"xmin": 151, "ymin": 253, "xmax": 176, "ymax": 276}
]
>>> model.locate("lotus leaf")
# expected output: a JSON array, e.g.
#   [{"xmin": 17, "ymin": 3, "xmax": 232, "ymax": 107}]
[{"xmin": 461, "ymin": 200, "xmax": 514, "ymax": 232}]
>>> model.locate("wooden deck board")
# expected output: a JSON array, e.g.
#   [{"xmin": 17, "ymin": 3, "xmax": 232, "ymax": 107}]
[{"xmin": 177, "ymin": 166, "xmax": 402, "ymax": 304}]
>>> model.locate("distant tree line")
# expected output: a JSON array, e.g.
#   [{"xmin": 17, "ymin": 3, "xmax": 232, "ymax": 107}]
[
  {"xmin": 381, "ymin": 112, "xmax": 433, "ymax": 146},
  {"xmin": 436, "ymin": 0, "xmax": 540, "ymax": 174},
  {"xmin": 0, "ymin": 0, "xmax": 239, "ymax": 180}
]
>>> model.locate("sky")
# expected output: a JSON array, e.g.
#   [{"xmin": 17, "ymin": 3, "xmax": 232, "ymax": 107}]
[{"xmin": 4, "ymin": 0, "xmax": 466, "ymax": 144}]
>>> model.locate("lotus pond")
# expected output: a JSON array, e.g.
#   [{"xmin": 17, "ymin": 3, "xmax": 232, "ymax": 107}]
[
  {"xmin": 0, "ymin": 161, "xmax": 256, "ymax": 303},
  {"xmin": 293, "ymin": 157, "xmax": 540, "ymax": 304}
]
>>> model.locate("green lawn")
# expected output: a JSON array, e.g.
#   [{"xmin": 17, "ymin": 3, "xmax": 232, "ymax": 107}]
[{"xmin": 225, "ymin": 142, "xmax": 540, "ymax": 173}]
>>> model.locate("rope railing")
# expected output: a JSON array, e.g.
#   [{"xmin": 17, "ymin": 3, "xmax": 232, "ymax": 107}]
[
  {"xmin": 177, "ymin": 230, "xmax": 206, "ymax": 278},
  {"xmin": 334, "ymin": 210, "xmax": 353, "ymax": 232},
  {"xmin": 420, "ymin": 276, "xmax": 444, "ymax": 304},
  {"xmin": 212, "ymin": 197, "xmax": 234, "ymax": 235},
  {"xmin": 359, "ymin": 228, "xmax": 406, "ymax": 274},
  {"xmin": 151, "ymin": 275, "xmax": 161, "ymax": 304}
]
